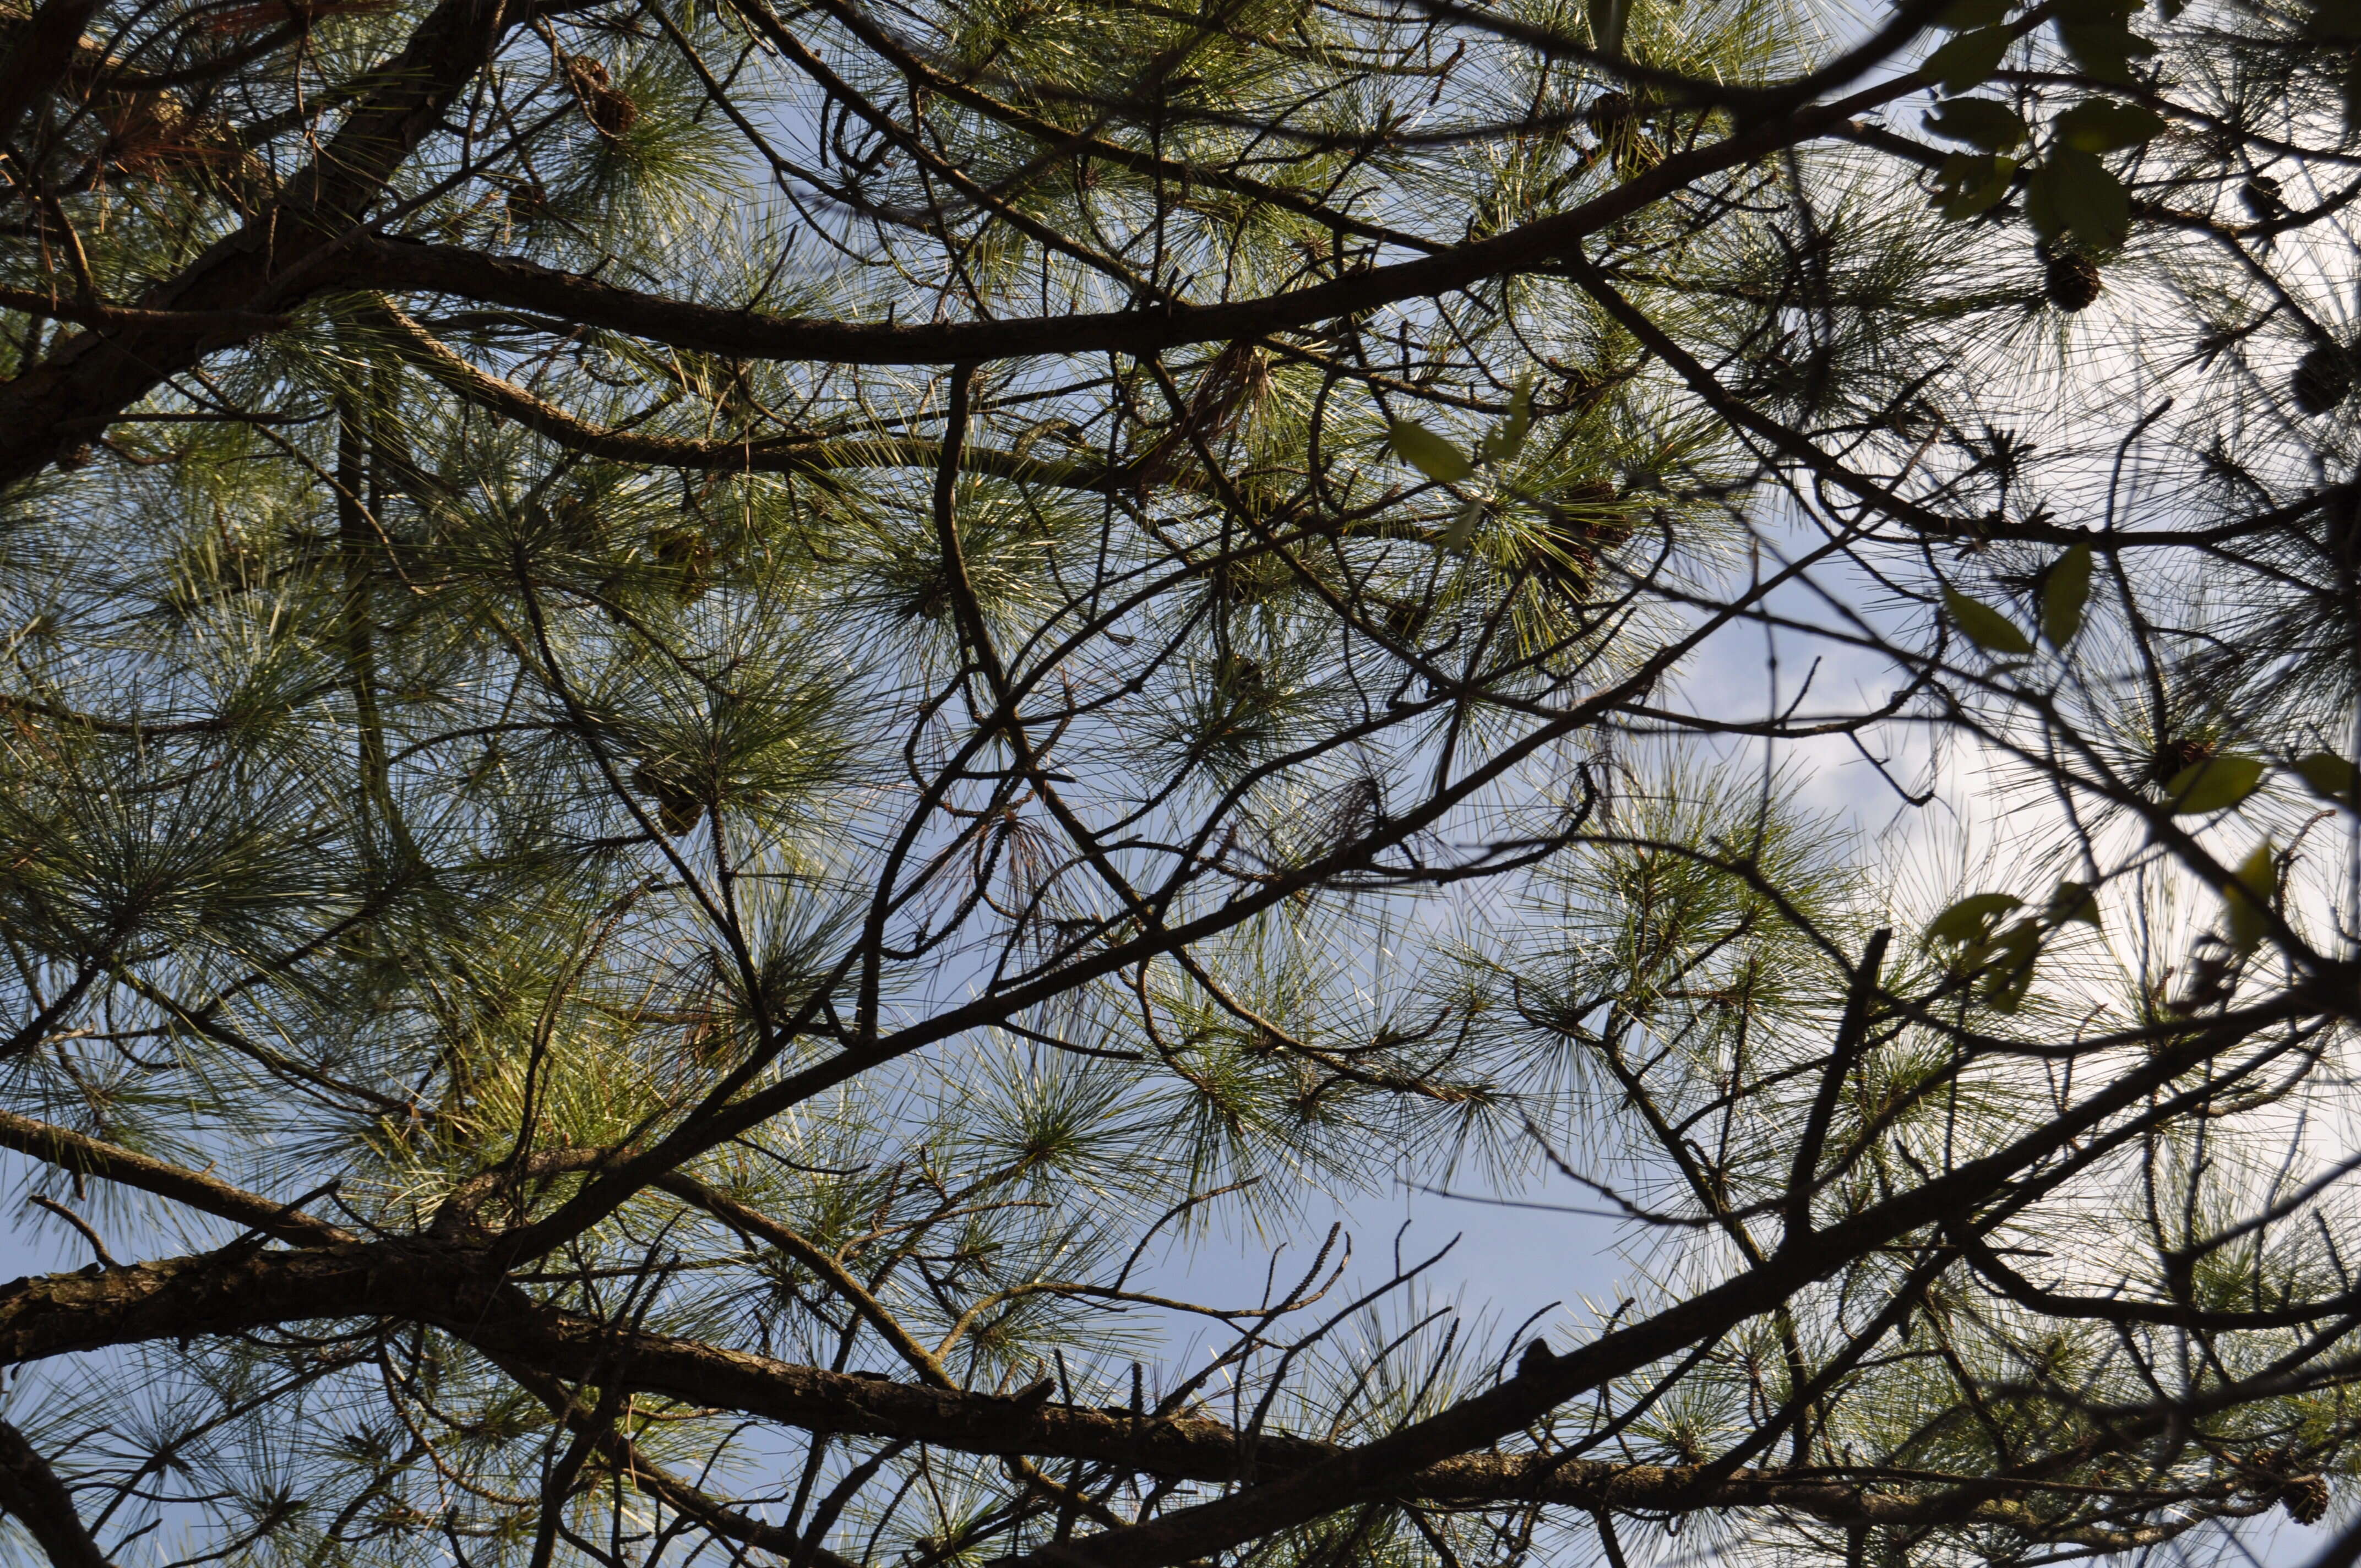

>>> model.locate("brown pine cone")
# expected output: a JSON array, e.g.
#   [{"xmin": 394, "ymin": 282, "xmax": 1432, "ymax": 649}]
[
  {"xmin": 2285, "ymin": 1474, "xmax": 2331, "ymax": 1526},
  {"xmin": 632, "ymin": 762, "xmax": 704, "ymax": 838},
  {"xmin": 2295, "ymin": 345, "xmax": 2354, "ymax": 416},
  {"xmin": 2046, "ymin": 252, "xmax": 2103, "ymax": 313},
  {"xmin": 564, "ymin": 57, "xmax": 639, "ymax": 139},
  {"xmin": 650, "ymin": 527, "xmax": 715, "ymax": 602},
  {"xmin": 505, "ymin": 177, "xmax": 550, "ymax": 224},
  {"xmin": 1586, "ymin": 92, "xmax": 1635, "ymax": 138}
]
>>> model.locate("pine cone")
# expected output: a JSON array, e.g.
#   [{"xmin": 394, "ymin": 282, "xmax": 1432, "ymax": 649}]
[
  {"xmin": 1585, "ymin": 92, "xmax": 1635, "ymax": 138},
  {"xmin": 2285, "ymin": 1474, "xmax": 2331, "ymax": 1526},
  {"xmin": 1529, "ymin": 476, "xmax": 1630, "ymax": 589},
  {"xmin": 2246, "ymin": 1445, "xmax": 2294, "ymax": 1478},
  {"xmin": 564, "ymin": 57, "xmax": 639, "ymax": 139},
  {"xmin": 650, "ymin": 527, "xmax": 715, "ymax": 602},
  {"xmin": 505, "ymin": 178, "xmax": 550, "ymax": 224},
  {"xmin": 2045, "ymin": 252, "xmax": 2103, "ymax": 313},
  {"xmin": 2148, "ymin": 734, "xmax": 2216, "ymax": 786},
  {"xmin": 2295, "ymin": 345, "xmax": 2354, "ymax": 416},
  {"xmin": 632, "ymin": 762, "xmax": 704, "ymax": 838}
]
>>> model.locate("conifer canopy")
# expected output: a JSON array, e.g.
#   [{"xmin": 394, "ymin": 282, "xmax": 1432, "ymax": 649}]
[{"xmin": 1, "ymin": 0, "xmax": 2359, "ymax": 1563}]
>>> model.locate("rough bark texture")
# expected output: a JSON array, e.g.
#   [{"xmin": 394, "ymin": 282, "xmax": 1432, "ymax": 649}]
[
  {"xmin": 0, "ymin": 1242, "xmax": 2169, "ymax": 1532},
  {"xmin": 0, "ymin": 1419, "xmax": 110, "ymax": 1568}
]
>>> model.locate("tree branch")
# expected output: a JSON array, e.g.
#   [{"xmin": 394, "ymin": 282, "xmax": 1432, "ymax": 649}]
[
  {"xmin": 0, "ymin": 1106, "xmax": 352, "ymax": 1245},
  {"xmin": 0, "ymin": 1419, "xmax": 110, "ymax": 1568},
  {"xmin": 344, "ymin": 78, "xmax": 1911, "ymax": 371},
  {"xmin": 0, "ymin": 1239, "xmax": 2257, "ymax": 1539},
  {"xmin": 365, "ymin": 298, "xmax": 1120, "ymax": 491}
]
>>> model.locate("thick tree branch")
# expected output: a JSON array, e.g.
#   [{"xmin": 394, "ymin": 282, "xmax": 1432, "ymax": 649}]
[
  {"xmin": 0, "ymin": 0, "xmax": 532, "ymax": 484},
  {"xmin": 365, "ymin": 298, "xmax": 1122, "ymax": 490},
  {"xmin": 0, "ymin": 1107, "xmax": 352, "ymax": 1246},
  {"xmin": 0, "ymin": 1239, "xmax": 2260, "ymax": 1540},
  {"xmin": 341, "ymin": 79, "xmax": 1911, "ymax": 371},
  {"xmin": 0, "ymin": 0, "xmax": 100, "ymax": 145},
  {"xmin": 0, "ymin": 1419, "xmax": 109, "ymax": 1568}
]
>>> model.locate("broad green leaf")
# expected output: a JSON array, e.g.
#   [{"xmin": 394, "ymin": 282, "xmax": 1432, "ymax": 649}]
[
  {"xmin": 1479, "ymin": 380, "xmax": 1533, "ymax": 463},
  {"xmin": 2164, "ymin": 753, "xmax": 2266, "ymax": 814},
  {"xmin": 2046, "ymin": 880, "xmax": 2101, "ymax": 927},
  {"xmin": 2023, "ymin": 160, "xmax": 2065, "ymax": 241},
  {"xmin": 2054, "ymin": 99, "xmax": 2167, "ymax": 153},
  {"xmin": 1943, "ymin": 587, "xmax": 2034, "ymax": 655},
  {"xmin": 1925, "ymin": 26, "xmax": 2010, "ymax": 92},
  {"xmin": 2041, "ymin": 543, "xmax": 2092, "ymax": 647},
  {"xmin": 1989, "ymin": 916, "xmax": 2041, "ymax": 957},
  {"xmin": 2030, "ymin": 147, "xmax": 2131, "ymax": 251},
  {"xmin": 2296, "ymin": 751, "xmax": 2357, "ymax": 801},
  {"xmin": 2310, "ymin": 0, "xmax": 2361, "ymax": 41},
  {"xmin": 1590, "ymin": 0, "xmax": 1627, "ymax": 53},
  {"xmin": 1939, "ymin": 0, "xmax": 2011, "ymax": 28},
  {"xmin": 1926, "ymin": 891, "xmax": 2023, "ymax": 945},
  {"xmin": 2049, "ymin": 0, "xmax": 2137, "ymax": 25},
  {"xmin": 1441, "ymin": 498, "xmax": 1486, "ymax": 551},
  {"xmin": 2052, "ymin": 147, "xmax": 2133, "ymax": 250},
  {"xmin": 1390, "ymin": 420, "xmax": 1473, "ymax": 484},
  {"xmin": 1927, "ymin": 97, "xmax": 2028, "ymax": 151},
  {"xmin": 2056, "ymin": 15, "xmax": 2155, "ymax": 81},
  {"xmin": 1981, "ymin": 921, "xmax": 2042, "ymax": 1010},
  {"xmin": 2224, "ymin": 840, "xmax": 2277, "ymax": 953},
  {"xmin": 1987, "ymin": 966, "xmax": 2037, "ymax": 1011},
  {"xmin": 1932, "ymin": 152, "xmax": 2017, "ymax": 219}
]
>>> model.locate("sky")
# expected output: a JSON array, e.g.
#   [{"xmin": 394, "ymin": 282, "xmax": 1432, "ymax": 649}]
[{"xmin": 4, "ymin": 516, "xmax": 2347, "ymax": 1567}]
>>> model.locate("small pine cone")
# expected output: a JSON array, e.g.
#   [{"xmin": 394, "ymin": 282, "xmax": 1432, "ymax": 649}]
[
  {"xmin": 2295, "ymin": 345, "xmax": 2354, "ymax": 416},
  {"xmin": 650, "ymin": 527, "xmax": 715, "ymax": 602},
  {"xmin": 2149, "ymin": 734, "xmax": 2216, "ymax": 785},
  {"xmin": 2045, "ymin": 252, "xmax": 2103, "ymax": 313},
  {"xmin": 563, "ymin": 55, "xmax": 608, "ymax": 95},
  {"xmin": 587, "ymin": 85, "xmax": 637, "ymax": 138},
  {"xmin": 1586, "ymin": 91, "xmax": 1635, "ymax": 137},
  {"xmin": 505, "ymin": 178, "xmax": 549, "ymax": 223},
  {"xmin": 631, "ymin": 763, "xmax": 704, "ymax": 838},
  {"xmin": 1586, "ymin": 92, "xmax": 1645, "ymax": 166},
  {"xmin": 2248, "ymin": 1446, "xmax": 2294, "ymax": 1480},
  {"xmin": 2285, "ymin": 1474, "xmax": 2331, "ymax": 1526},
  {"xmin": 564, "ymin": 57, "xmax": 638, "ymax": 138}
]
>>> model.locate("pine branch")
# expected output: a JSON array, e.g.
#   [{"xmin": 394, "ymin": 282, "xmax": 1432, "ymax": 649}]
[{"xmin": 0, "ymin": 1419, "xmax": 110, "ymax": 1568}]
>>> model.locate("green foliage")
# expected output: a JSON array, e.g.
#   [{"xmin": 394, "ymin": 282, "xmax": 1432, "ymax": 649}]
[
  {"xmin": 1927, "ymin": 97, "xmax": 2029, "ymax": 151},
  {"xmin": 2053, "ymin": 97, "xmax": 2167, "ymax": 151},
  {"xmin": 2164, "ymin": 753, "xmax": 2267, "ymax": 814},
  {"xmin": 1944, "ymin": 586, "xmax": 2036, "ymax": 655},
  {"xmin": 2223, "ymin": 840, "xmax": 2279, "ymax": 952},
  {"xmin": 1933, "ymin": 150, "xmax": 2019, "ymax": 217},
  {"xmin": 1388, "ymin": 420, "xmax": 1475, "ymax": 484},
  {"xmin": 3, "ymin": 0, "xmax": 2361, "ymax": 1563},
  {"xmin": 1925, "ymin": 892, "xmax": 2025, "ymax": 946},
  {"xmin": 1927, "ymin": 25, "xmax": 2012, "ymax": 90},
  {"xmin": 2027, "ymin": 145, "xmax": 2132, "ymax": 248},
  {"xmin": 2297, "ymin": 750, "xmax": 2357, "ymax": 803},
  {"xmin": 2041, "ymin": 543, "xmax": 2093, "ymax": 647}
]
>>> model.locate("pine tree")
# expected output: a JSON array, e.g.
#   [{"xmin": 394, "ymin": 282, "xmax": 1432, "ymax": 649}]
[{"xmin": 0, "ymin": 0, "xmax": 2359, "ymax": 1564}]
